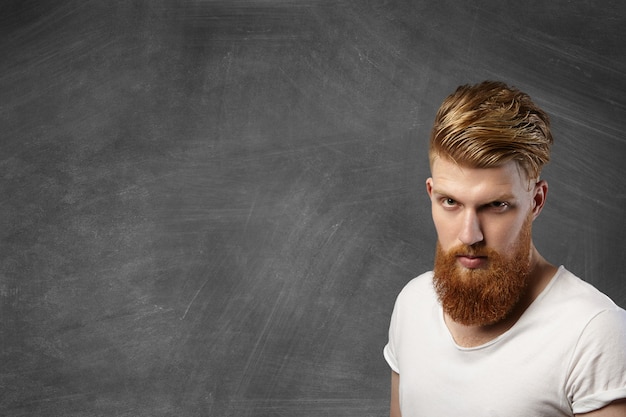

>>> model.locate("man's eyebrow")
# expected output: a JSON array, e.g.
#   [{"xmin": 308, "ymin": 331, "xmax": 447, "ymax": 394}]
[
  {"xmin": 430, "ymin": 187, "xmax": 451, "ymax": 196},
  {"xmin": 430, "ymin": 188, "xmax": 459, "ymax": 200},
  {"xmin": 431, "ymin": 188, "xmax": 517, "ymax": 203},
  {"xmin": 490, "ymin": 194, "xmax": 516, "ymax": 202}
]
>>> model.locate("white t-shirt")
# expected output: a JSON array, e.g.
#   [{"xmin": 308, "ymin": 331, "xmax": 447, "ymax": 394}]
[{"xmin": 384, "ymin": 266, "xmax": 626, "ymax": 416}]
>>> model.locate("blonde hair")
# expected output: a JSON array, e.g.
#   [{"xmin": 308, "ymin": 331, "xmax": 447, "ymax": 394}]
[{"xmin": 429, "ymin": 81, "xmax": 553, "ymax": 179}]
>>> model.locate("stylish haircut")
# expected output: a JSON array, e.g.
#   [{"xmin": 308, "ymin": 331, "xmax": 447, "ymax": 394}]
[{"xmin": 429, "ymin": 81, "xmax": 553, "ymax": 180}]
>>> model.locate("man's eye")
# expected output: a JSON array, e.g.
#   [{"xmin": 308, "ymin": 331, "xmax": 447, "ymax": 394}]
[
  {"xmin": 490, "ymin": 201, "xmax": 509, "ymax": 211},
  {"xmin": 442, "ymin": 198, "xmax": 457, "ymax": 207}
]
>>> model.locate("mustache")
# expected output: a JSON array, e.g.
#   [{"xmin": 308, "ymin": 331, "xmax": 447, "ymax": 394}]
[{"xmin": 444, "ymin": 243, "xmax": 494, "ymax": 258}]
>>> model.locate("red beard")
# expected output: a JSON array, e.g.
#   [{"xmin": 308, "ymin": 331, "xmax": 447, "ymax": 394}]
[{"xmin": 433, "ymin": 214, "xmax": 533, "ymax": 326}]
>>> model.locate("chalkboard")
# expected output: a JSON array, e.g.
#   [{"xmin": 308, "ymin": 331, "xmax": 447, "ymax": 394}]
[{"xmin": 1, "ymin": 1, "xmax": 625, "ymax": 416}]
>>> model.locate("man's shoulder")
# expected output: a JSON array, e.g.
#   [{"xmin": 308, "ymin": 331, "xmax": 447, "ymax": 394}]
[
  {"xmin": 549, "ymin": 267, "xmax": 620, "ymax": 310},
  {"xmin": 395, "ymin": 271, "xmax": 436, "ymax": 304},
  {"xmin": 400, "ymin": 270, "xmax": 434, "ymax": 291},
  {"xmin": 539, "ymin": 267, "xmax": 625, "ymax": 326}
]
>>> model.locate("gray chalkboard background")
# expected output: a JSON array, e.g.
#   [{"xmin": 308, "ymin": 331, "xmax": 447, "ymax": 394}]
[{"xmin": 2, "ymin": 1, "xmax": 625, "ymax": 416}]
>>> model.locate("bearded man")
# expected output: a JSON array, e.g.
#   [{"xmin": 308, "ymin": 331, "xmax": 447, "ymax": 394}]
[{"xmin": 383, "ymin": 81, "xmax": 626, "ymax": 417}]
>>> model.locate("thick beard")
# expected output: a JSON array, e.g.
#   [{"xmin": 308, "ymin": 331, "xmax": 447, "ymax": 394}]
[{"xmin": 433, "ymin": 214, "xmax": 533, "ymax": 326}]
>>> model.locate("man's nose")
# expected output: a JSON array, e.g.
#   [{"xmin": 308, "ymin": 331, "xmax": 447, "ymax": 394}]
[{"xmin": 458, "ymin": 210, "xmax": 484, "ymax": 246}]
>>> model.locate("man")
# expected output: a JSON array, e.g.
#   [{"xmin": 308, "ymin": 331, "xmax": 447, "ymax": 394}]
[{"xmin": 384, "ymin": 81, "xmax": 626, "ymax": 416}]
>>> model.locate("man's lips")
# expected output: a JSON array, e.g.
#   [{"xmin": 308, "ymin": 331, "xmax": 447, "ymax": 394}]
[{"xmin": 456, "ymin": 255, "xmax": 487, "ymax": 269}]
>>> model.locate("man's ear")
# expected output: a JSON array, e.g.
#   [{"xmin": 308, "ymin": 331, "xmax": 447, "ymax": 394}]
[
  {"xmin": 532, "ymin": 179, "xmax": 548, "ymax": 219},
  {"xmin": 426, "ymin": 177, "xmax": 434, "ymax": 198}
]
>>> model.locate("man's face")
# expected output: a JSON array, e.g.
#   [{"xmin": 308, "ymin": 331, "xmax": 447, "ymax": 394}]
[{"xmin": 426, "ymin": 157, "xmax": 545, "ymax": 326}]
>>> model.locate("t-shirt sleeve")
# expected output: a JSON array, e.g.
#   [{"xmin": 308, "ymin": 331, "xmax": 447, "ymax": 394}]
[
  {"xmin": 568, "ymin": 308, "xmax": 626, "ymax": 414},
  {"xmin": 383, "ymin": 296, "xmax": 401, "ymax": 374}
]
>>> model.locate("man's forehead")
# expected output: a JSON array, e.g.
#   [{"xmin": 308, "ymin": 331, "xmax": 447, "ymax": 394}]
[{"xmin": 430, "ymin": 158, "xmax": 533, "ymax": 196}]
